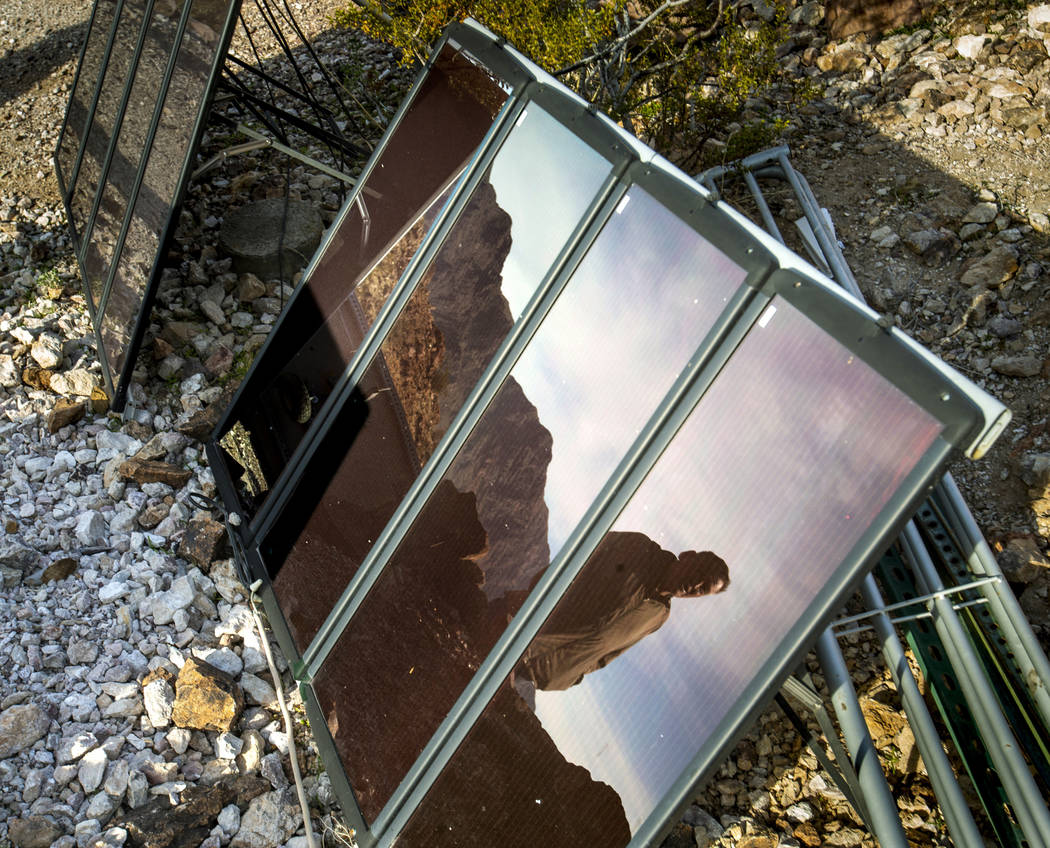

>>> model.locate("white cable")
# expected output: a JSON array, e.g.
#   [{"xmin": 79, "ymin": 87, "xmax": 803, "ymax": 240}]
[{"xmin": 249, "ymin": 592, "xmax": 318, "ymax": 848}]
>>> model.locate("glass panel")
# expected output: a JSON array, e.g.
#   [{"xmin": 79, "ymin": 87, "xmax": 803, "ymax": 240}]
[
  {"xmin": 81, "ymin": 0, "xmax": 185, "ymax": 311},
  {"xmin": 396, "ymin": 297, "xmax": 943, "ymax": 847},
  {"xmin": 97, "ymin": 0, "xmax": 229, "ymax": 387},
  {"xmin": 311, "ymin": 188, "xmax": 748, "ymax": 823},
  {"xmin": 67, "ymin": 0, "xmax": 148, "ymax": 243},
  {"xmin": 260, "ymin": 108, "xmax": 617, "ymax": 663},
  {"xmin": 56, "ymin": 0, "xmax": 119, "ymax": 203},
  {"xmin": 215, "ymin": 45, "xmax": 508, "ymax": 517}
]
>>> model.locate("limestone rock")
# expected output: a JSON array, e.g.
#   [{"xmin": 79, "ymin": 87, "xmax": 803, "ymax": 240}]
[
  {"xmin": 991, "ymin": 354, "xmax": 1042, "ymax": 377},
  {"xmin": 49, "ymin": 368, "xmax": 98, "ymax": 396},
  {"xmin": 998, "ymin": 536, "xmax": 1050, "ymax": 584},
  {"xmin": 171, "ymin": 658, "xmax": 244, "ymax": 732},
  {"xmin": 143, "ymin": 678, "xmax": 176, "ymax": 728},
  {"xmin": 118, "ymin": 458, "xmax": 191, "ymax": 488},
  {"xmin": 79, "ymin": 747, "xmax": 109, "ymax": 793},
  {"xmin": 178, "ymin": 515, "xmax": 227, "ymax": 568},
  {"xmin": 219, "ymin": 199, "xmax": 323, "ymax": 280},
  {"xmin": 0, "ymin": 703, "xmax": 50, "ymax": 758},
  {"xmin": 30, "ymin": 333, "xmax": 63, "ymax": 368},
  {"xmin": 230, "ymin": 789, "xmax": 300, "ymax": 848},
  {"xmin": 48, "ymin": 399, "xmax": 86, "ymax": 433},
  {"xmin": 7, "ymin": 816, "xmax": 66, "ymax": 848}
]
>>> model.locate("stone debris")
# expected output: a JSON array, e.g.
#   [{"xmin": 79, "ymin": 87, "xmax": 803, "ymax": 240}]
[{"xmin": 171, "ymin": 658, "xmax": 245, "ymax": 733}]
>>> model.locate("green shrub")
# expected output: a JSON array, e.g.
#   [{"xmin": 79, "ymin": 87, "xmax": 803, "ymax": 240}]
[{"xmin": 333, "ymin": 0, "xmax": 796, "ymax": 169}]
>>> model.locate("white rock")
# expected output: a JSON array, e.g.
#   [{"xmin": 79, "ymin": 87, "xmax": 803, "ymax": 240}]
[
  {"xmin": 75, "ymin": 510, "xmax": 109, "ymax": 546},
  {"xmin": 104, "ymin": 697, "xmax": 143, "ymax": 718},
  {"xmin": 149, "ymin": 575, "xmax": 196, "ymax": 625},
  {"xmin": 104, "ymin": 759, "xmax": 130, "ymax": 796},
  {"xmin": 126, "ymin": 770, "xmax": 149, "ymax": 808},
  {"xmin": 240, "ymin": 673, "xmax": 278, "ymax": 709},
  {"xmin": 57, "ymin": 731, "xmax": 99, "ymax": 764},
  {"xmin": 231, "ymin": 789, "xmax": 299, "ymax": 848},
  {"xmin": 30, "ymin": 333, "xmax": 63, "ymax": 368},
  {"xmin": 99, "ymin": 580, "xmax": 131, "ymax": 603},
  {"xmin": 215, "ymin": 732, "xmax": 244, "ymax": 760},
  {"xmin": 143, "ymin": 678, "xmax": 175, "ymax": 728},
  {"xmin": 217, "ymin": 804, "xmax": 241, "ymax": 837},
  {"xmin": 0, "ymin": 354, "xmax": 17, "ymax": 387},
  {"xmin": 78, "ymin": 747, "xmax": 109, "ymax": 793},
  {"xmin": 166, "ymin": 726, "xmax": 191, "ymax": 754},
  {"xmin": 192, "ymin": 646, "xmax": 243, "ymax": 677},
  {"xmin": 956, "ymin": 34, "xmax": 990, "ymax": 59},
  {"xmin": 1030, "ymin": 5, "xmax": 1050, "ymax": 33},
  {"xmin": 74, "ymin": 819, "xmax": 102, "ymax": 848},
  {"xmin": 0, "ymin": 703, "xmax": 50, "ymax": 758}
]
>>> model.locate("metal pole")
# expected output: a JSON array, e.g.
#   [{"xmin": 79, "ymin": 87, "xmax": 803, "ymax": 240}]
[
  {"xmin": 901, "ymin": 522, "xmax": 1050, "ymax": 847},
  {"xmin": 858, "ymin": 575, "xmax": 985, "ymax": 848},
  {"xmin": 815, "ymin": 629, "xmax": 910, "ymax": 848},
  {"xmin": 932, "ymin": 474, "xmax": 1050, "ymax": 726}
]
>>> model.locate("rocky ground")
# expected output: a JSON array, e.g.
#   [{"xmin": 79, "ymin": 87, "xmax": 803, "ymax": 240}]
[{"xmin": 1, "ymin": 1, "xmax": 1049, "ymax": 848}]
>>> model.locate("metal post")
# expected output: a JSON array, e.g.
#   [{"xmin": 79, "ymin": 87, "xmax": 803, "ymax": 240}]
[
  {"xmin": 858, "ymin": 575, "xmax": 984, "ymax": 848},
  {"xmin": 932, "ymin": 474, "xmax": 1050, "ymax": 726},
  {"xmin": 815, "ymin": 629, "xmax": 910, "ymax": 848},
  {"xmin": 901, "ymin": 522, "xmax": 1050, "ymax": 847}
]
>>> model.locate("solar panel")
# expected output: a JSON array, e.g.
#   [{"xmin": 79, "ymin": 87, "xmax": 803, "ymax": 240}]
[
  {"xmin": 204, "ymin": 19, "xmax": 1009, "ymax": 847},
  {"xmin": 55, "ymin": 0, "xmax": 241, "ymax": 408}
]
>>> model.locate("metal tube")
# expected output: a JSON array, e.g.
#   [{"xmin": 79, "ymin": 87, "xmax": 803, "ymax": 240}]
[
  {"xmin": 742, "ymin": 170, "xmax": 784, "ymax": 244},
  {"xmin": 932, "ymin": 474, "xmax": 1050, "ymax": 726},
  {"xmin": 901, "ymin": 523, "xmax": 1050, "ymax": 846},
  {"xmin": 859, "ymin": 575, "xmax": 985, "ymax": 848},
  {"xmin": 815, "ymin": 629, "xmax": 910, "ymax": 848}
]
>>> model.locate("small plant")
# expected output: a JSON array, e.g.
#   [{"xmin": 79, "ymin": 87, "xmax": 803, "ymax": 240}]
[{"xmin": 333, "ymin": 1, "xmax": 798, "ymax": 168}]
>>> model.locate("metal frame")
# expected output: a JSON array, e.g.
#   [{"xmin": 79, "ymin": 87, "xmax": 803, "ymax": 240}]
[
  {"xmin": 700, "ymin": 145, "xmax": 1049, "ymax": 848},
  {"xmin": 54, "ymin": 0, "xmax": 243, "ymax": 408},
  {"xmin": 207, "ymin": 20, "xmax": 1013, "ymax": 848}
]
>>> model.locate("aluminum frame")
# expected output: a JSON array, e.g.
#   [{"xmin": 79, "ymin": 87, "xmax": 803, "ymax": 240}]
[
  {"xmin": 700, "ymin": 144, "xmax": 1050, "ymax": 847},
  {"xmin": 206, "ymin": 19, "xmax": 1011, "ymax": 848},
  {"xmin": 54, "ymin": 0, "xmax": 243, "ymax": 409}
]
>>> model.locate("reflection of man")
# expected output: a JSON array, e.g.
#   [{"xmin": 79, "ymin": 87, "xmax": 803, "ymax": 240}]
[{"xmin": 518, "ymin": 531, "xmax": 729, "ymax": 691}]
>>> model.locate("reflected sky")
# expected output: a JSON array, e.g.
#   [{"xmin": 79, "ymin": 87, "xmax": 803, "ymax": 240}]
[
  {"xmin": 489, "ymin": 107, "xmax": 609, "ymax": 317},
  {"xmin": 533, "ymin": 298, "xmax": 942, "ymax": 832},
  {"xmin": 512, "ymin": 187, "xmax": 746, "ymax": 554}
]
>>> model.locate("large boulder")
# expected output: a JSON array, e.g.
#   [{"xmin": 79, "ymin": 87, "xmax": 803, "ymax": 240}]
[{"xmin": 825, "ymin": 0, "xmax": 932, "ymax": 39}]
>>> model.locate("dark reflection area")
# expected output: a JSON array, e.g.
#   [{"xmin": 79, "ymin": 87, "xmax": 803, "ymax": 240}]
[
  {"xmin": 98, "ymin": 0, "xmax": 230, "ymax": 385},
  {"xmin": 309, "ymin": 187, "xmax": 744, "ymax": 822},
  {"xmin": 261, "ymin": 179, "xmax": 518, "ymax": 653},
  {"xmin": 216, "ymin": 46, "xmax": 506, "ymax": 517},
  {"xmin": 67, "ymin": 0, "xmax": 148, "ymax": 243},
  {"xmin": 56, "ymin": 0, "xmax": 117, "ymax": 203},
  {"xmin": 254, "ymin": 106, "xmax": 612, "ymax": 658},
  {"xmin": 81, "ymin": 0, "xmax": 186, "ymax": 310},
  {"xmin": 396, "ymin": 297, "xmax": 944, "ymax": 844},
  {"xmin": 394, "ymin": 533, "xmax": 729, "ymax": 848}
]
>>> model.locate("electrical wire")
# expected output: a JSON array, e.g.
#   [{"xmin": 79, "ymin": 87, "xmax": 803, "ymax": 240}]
[{"xmin": 249, "ymin": 584, "xmax": 319, "ymax": 848}]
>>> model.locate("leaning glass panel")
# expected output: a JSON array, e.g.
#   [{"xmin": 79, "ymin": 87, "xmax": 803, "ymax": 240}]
[
  {"xmin": 81, "ymin": 0, "xmax": 185, "ymax": 311},
  {"xmin": 214, "ymin": 45, "xmax": 507, "ymax": 518},
  {"xmin": 67, "ymin": 0, "xmax": 149, "ymax": 246},
  {"xmin": 56, "ymin": 0, "xmax": 119, "ymax": 205},
  {"xmin": 97, "ymin": 0, "xmax": 230, "ymax": 391},
  {"xmin": 258, "ymin": 107, "xmax": 617, "ymax": 661},
  {"xmin": 310, "ymin": 186, "xmax": 748, "ymax": 823},
  {"xmin": 394, "ymin": 296, "xmax": 943, "ymax": 847}
]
